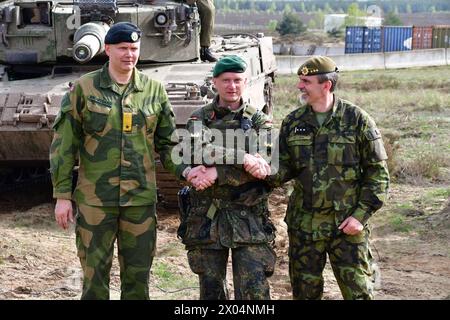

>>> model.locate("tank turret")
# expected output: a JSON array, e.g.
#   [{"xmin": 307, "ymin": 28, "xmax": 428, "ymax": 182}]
[{"xmin": 0, "ymin": 0, "xmax": 277, "ymax": 208}]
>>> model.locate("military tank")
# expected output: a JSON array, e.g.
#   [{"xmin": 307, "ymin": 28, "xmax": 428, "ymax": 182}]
[{"xmin": 0, "ymin": 0, "xmax": 276, "ymax": 209}]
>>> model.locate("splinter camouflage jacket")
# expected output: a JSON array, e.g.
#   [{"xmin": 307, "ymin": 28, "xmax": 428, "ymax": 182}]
[
  {"xmin": 268, "ymin": 96, "xmax": 390, "ymax": 241},
  {"xmin": 50, "ymin": 63, "xmax": 187, "ymax": 206}
]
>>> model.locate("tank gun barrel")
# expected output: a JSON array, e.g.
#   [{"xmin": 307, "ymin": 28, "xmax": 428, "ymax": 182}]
[{"xmin": 72, "ymin": 22, "xmax": 110, "ymax": 64}]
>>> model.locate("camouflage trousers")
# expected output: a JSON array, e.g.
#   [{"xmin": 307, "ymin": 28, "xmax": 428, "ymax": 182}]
[
  {"xmin": 197, "ymin": 0, "xmax": 215, "ymax": 47},
  {"xmin": 187, "ymin": 244, "xmax": 276, "ymax": 300},
  {"xmin": 288, "ymin": 228, "xmax": 374, "ymax": 300},
  {"xmin": 75, "ymin": 203, "xmax": 157, "ymax": 300}
]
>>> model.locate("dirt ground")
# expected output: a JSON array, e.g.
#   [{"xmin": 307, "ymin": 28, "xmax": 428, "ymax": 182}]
[{"xmin": 0, "ymin": 183, "xmax": 449, "ymax": 300}]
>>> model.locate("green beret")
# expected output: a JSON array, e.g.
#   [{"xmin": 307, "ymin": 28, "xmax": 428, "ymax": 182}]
[
  {"xmin": 297, "ymin": 56, "xmax": 339, "ymax": 76},
  {"xmin": 213, "ymin": 55, "xmax": 247, "ymax": 77},
  {"xmin": 105, "ymin": 22, "xmax": 142, "ymax": 45}
]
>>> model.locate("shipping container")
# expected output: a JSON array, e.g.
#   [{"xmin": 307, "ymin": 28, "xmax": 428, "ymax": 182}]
[
  {"xmin": 412, "ymin": 26, "xmax": 433, "ymax": 49},
  {"xmin": 345, "ymin": 26, "xmax": 382, "ymax": 54},
  {"xmin": 363, "ymin": 27, "xmax": 382, "ymax": 53},
  {"xmin": 345, "ymin": 26, "xmax": 364, "ymax": 54},
  {"xmin": 432, "ymin": 25, "xmax": 450, "ymax": 48},
  {"xmin": 382, "ymin": 26, "xmax": 413, "ymax": 52}
]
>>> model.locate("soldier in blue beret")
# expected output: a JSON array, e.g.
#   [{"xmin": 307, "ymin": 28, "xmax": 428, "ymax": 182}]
[
  {"xmin": 104, "ymin": 22, "xmax": 142, "ymax": 44},
  {"xmin": 50, "ymin": 22, "xmax": 187, "ymax": 300}
]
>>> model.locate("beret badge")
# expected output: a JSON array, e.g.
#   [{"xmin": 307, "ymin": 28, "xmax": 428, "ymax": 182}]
[
  {"xmin": 130, "ymin": 32, "xmax": 139, "ymax": 42},
  {"xmin": 300, "ymin": 66, "xmax": 319, "ymax": 76}
]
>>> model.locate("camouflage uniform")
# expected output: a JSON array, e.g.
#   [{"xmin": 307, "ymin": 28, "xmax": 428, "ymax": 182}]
[
  {"xmin": 184, "ymin": 0, "xmax": 215, "ymax": 47},
  {"xmin": 196, "ymin": 0, "xmax": 215, "ymax": 48},
  {"xmin": 269, "ymin": 96, "xmax": 389, "ymax": 300},
  {"xmin": 50, "ymin": 63, "xmax": 186, "ymax": 299},
  {"xmin": 179, "ymin": 96, "xmax": 276, "ymax": 300}
]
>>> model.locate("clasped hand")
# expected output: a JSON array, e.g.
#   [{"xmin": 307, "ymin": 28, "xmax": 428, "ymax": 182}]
[
  {"xmin": 187, "ymin": 154, "xmax": 270, "ymax": 191},
  {"xmin": 187, "ymin": 165, "xmax": 218, "ymax": 191},
  {"xmin": 243, "ymin": 153, "xmax": 271, "ymax": 179}
]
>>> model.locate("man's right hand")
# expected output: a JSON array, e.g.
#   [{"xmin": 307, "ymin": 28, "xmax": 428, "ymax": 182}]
[
  {"xmin": 187, "ymin": 165, "xmax": 217, "ymax": 191},
  {"xmin": 243, "ymin": 153, "xmax": 271, "ymax": 179},
  {"xmin": 55, "ymin": 199, "xmax": 74, "ymax": 230}
]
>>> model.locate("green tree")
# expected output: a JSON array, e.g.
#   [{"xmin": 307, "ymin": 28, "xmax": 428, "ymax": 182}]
[
  {"xmin": 324, "ymin": 3, "xmax": 333, "ymax": 14},
  {"xmin": 249, "ymin": 0, "xmax": 256, "ymax": 13},
  {"xmin": 345, "ymin": 3, "xmax": 365, "ymax": 26},
  {"xmin": 406, "ymin": 4, "xmax": 413, "ymax": 14},
  {"xmin": 276, "ymin": 12, "xmax": 307, "ymax": 36},
  {"xmin": 267, "ymin": 20, "xmax": 278, "ymax": 32},
  {"xmin": 267, "ymin": 2, "xmax": 277, "ymax": 14},
  {"xmin": 384, "ymin": 12, "xmax": 403, "ymax": 26},
  {"xmin": 299, "ymin": 2, "xmax": 306, "ymax": 13},
  {"xmin": 283, "ymin": 3, "xmax": 293, "ymax": 14},
  {"xmin": 312, "ymin": 11, "xmax": 325, "ymax": 30},
  {"xmin": 308, "ymin": 19, "xmax": 317, "ymax": 30}
]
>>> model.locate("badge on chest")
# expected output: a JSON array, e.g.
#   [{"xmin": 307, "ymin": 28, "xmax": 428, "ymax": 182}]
[
  {"xmin": 123, "ymin": 112, "xmax": 133, "ymax": 132},
  {"xmin": 294, "ymin": 126, "xmax": 309, "ymax": 134}
]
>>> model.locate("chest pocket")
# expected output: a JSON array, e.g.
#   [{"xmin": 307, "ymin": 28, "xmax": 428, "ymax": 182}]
[
  {"xmin": 328, "ymin": 134, "xmax": 358, "ymax": 166},
  {"xmin": 83, "ymin": 100, "xmax": 111, "ymax": 134},
  {"xmin": 141, "ymin": 103, "xmax": 161, "ymax": 136},
  {"xmin": 287, "ymin": 134, "xmax": 312, "ymax": 169}
]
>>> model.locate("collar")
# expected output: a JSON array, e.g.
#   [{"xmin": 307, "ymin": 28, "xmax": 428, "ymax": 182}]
[
  {"xmin": 303, "ymin": 94, "xmax": 339, "ymax": 127},
  {"xmin": 212, "ymin": 95, "xmax": 245, "ymax": 117},
  {"xmin": 99, "ymin": 62, "xmax": 144, "ymax": 94}
]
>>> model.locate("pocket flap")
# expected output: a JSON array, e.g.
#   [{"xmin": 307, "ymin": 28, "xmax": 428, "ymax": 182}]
[
  {"xmin": 287, "ymin": 135, "xmax": 313, "ymax": 146},
  {"xmin": 329, "ymin": 134, "xmax": 355, "ymax": 144},
  {"xmin": 87, "ymin": 100, "xmax": 111, "ymax": 115}
]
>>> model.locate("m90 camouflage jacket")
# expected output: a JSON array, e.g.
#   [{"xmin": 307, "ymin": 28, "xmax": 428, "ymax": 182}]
[{"xmin": 50, "ymin": 63, "xmax": 187, "ymax": 206}]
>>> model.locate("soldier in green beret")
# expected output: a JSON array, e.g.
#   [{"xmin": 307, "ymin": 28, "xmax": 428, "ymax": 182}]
[
  {"xmin": 177, "ymin": 55, "xmax": 276, "ymax": 299},
  {"xmin": 50, "ymin": 22, "xmax": 189, "ymax": 300},
  {"xmin": 268, "ymin": 55, "xmax": 390, "ymax": 299}
]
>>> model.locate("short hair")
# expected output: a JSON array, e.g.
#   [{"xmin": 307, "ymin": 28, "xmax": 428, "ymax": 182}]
[{"xmin": 317, "ymin": 72, "xmax": 339, "ymax": 92}]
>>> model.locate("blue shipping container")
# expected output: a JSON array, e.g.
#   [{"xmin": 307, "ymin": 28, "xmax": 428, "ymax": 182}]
[
  {"xmin": 345, "ymin": 26, "xmax": 364, "ymax": 54},
  {"xmin": 383, "ymin": 26, "xmax": 413, "ymax": 52},
  {"xmin": 345, "ymin": 26, "xmax": 382, "ymax": 54},
  {"xmin": 363, "ymin": 27, "xmax": 382, "ymax": 53}
]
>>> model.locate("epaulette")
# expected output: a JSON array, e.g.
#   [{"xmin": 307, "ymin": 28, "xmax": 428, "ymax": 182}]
[{"xmin": 243, "ymin": 103, "xmax": 258, "ymax": 120}]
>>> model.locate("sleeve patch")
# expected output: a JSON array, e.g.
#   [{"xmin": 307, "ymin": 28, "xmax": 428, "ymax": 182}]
[{"xmin": 364, "ymin": 127, "xmax": 382, "ymax": 141}]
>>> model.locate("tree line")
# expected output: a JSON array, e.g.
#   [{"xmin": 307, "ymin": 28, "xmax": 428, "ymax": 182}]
[{"xmin": 215, "ymin": 0, "xmax": 450, "ymax": 14}]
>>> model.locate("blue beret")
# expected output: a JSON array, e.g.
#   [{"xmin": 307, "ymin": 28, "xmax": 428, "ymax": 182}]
[
  {"xmin": 213, "ymin": 55, "xmax": 247, "ymax": 77},
  {"xmin": 105, "ymin": 22, "xmax": 142, "ymax": 45}
]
